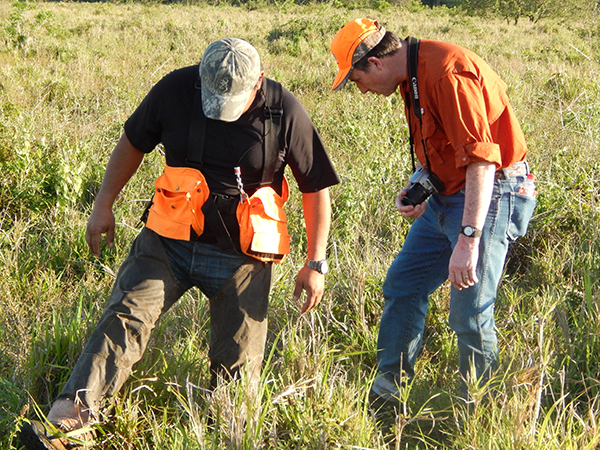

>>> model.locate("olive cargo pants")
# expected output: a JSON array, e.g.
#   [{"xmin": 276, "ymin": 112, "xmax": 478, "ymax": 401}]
[{"xmin": 57, "ymin": 227, "xmax": 273, "ymax": 413}]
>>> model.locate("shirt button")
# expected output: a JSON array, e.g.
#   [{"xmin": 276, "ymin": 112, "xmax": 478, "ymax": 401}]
[{"xmin": 462, "ymin": 157, "xmax": 467, "ymax": 161}]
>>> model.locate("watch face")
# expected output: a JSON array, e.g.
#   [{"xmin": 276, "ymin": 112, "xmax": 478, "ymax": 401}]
[{"xmin": 461, "ymin": 225, "xmax": 481, "ymax": 238}]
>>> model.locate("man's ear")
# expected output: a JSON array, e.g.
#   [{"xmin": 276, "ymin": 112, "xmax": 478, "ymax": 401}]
[
  {"xmin": 256, "ymin": 71, "xmax": 265, "ymax": 89},
  {"xmin": 368, "ymin": 56, "xmax": 383, "ymax": 70}
]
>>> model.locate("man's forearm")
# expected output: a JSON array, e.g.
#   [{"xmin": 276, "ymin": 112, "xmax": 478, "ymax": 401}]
[
  {"xmin": 461, "ymin": 162, "xmax": 496, "ymax": 230},
  {"xmin": 448, "ymin": 161, "xmax": 496, "ymax": 289},
  {"xmin": 301, "ymin": 188, "xmax": 331, "ymax": 261},
  {"xmin": 94, "ymin": 133, "xmax": 145, "ymax": 210}
]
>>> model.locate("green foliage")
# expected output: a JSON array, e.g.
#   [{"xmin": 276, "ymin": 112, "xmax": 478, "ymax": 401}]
[
  {"xmin": 0, "ymin": 136, "xmax": 90, "ymax": 220},
  {"xmin": 0, "ymin": 378, "xmax": 21, "ymax": 444},
  {"xmin": 4, "ymin": 0, "xmax": 29, "ymax": 50}
]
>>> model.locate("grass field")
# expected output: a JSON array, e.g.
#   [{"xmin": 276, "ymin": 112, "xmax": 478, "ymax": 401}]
[{"xmin": 1, "ymin": 1, "xmax": 600, "ymax": 448}]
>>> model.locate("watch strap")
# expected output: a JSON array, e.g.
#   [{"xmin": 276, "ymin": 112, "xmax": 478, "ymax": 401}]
[{"xmin": 305, "ymin": 259, "xmax": 328, "ymax": 274}]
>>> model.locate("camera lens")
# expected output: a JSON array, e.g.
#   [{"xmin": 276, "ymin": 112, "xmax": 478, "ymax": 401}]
[{"xmin": 401, "ymin": 184, "xmax": 430, "ymax": 206}]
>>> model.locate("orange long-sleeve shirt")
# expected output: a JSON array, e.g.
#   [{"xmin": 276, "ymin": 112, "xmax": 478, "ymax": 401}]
[{"xmin": 402, "ymin": 39, "xmax": 528, "ymax": 195}]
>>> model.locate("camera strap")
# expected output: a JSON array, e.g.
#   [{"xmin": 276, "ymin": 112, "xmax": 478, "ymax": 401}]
[{"xmin": 405, "ymin": 36, "xmax": 432, "ymax": 173}]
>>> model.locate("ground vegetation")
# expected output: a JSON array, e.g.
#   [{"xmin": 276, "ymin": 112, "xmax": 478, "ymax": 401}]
[{"xmin": 1, "ymin": 1, "xmax": 600, "ymax": 448}]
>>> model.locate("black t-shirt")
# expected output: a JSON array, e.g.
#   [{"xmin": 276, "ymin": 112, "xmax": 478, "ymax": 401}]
[{"xmin": 124, "ymin": 65, "xmax": 339, "ymax": 198}]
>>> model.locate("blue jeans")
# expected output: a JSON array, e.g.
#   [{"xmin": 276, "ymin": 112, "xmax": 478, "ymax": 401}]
[
  {"xmin": 58, "ymin": 228, "xmax": 273, "ymax": 412},
  {"xmin": 164, "ymin": 234, "xmax": 250, "ymax": 298},
  {"xmin": 372, "ymin": 171, "xmax": 536, "ymax": 399}
]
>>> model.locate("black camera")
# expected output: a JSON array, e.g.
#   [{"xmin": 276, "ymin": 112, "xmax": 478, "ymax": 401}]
[{"xmin": 401, "ymin": 167, "xmax": 445, "ymax": 206}]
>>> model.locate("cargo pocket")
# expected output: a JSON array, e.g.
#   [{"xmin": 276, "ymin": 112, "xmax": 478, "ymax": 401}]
[
  {"xmin": 146, "ymin": 166, "xmax": 209, "ymax": 241},
  {"xmin": 237, "ymin": 177, "xmax": 290, "ymax": 263}
]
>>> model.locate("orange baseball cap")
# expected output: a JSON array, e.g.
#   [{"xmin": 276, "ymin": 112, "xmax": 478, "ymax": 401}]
[{"xmin": 330, "ymin": 18, "xmax": 386, "ymax": 91}]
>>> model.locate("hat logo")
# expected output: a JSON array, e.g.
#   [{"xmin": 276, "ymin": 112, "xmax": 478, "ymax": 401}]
[{"xmin": 216, "ymin": 76, "xmax": 232, "ymax": 94}]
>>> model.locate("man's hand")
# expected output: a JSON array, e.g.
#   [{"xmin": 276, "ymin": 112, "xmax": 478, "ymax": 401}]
[
  {"xmin": 448, "ymin": 235, "xmax": 479, "ymax": 290},
  {"xmin": 86, "ymin": 205, "xmax": 116, "ymax": 257},
  {"xmin": 292, "ymin": 266, "xmax": 325, "ymax": 314},
  {"xmin": 395, "ymin": 189, "xmax": 427, "ymax": 218}
]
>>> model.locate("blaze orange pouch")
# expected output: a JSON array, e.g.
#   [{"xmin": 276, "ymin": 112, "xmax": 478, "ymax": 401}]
[
  {"xmin": 236, "ymin": 177, "xmax": 291, "ymax": 263},
  {"xmin": 146, "ymin": 166, "xmax": 210, "ymax": 241}
]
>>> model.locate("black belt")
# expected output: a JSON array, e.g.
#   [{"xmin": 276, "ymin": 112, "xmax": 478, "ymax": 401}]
[{"xmin": 211, "ymin": 193, "xmax": 239, "ymax": 214}]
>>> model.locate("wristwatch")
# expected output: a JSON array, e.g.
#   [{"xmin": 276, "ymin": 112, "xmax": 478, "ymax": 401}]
[
  {"xmin": 460, "ymin": 225, "xmax": 482, "ymax": 238},
  {"xmin": 305, "ymin": 259, "xmax": 329, "ymax": 274}
]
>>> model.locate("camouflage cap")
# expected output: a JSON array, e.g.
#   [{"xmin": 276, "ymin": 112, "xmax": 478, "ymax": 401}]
[{"xmin": 199, "ymin": 38, "xmax": 261, "ymax": 122}]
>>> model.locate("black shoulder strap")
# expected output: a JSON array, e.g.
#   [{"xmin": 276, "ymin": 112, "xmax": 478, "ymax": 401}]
[
  {"xmin": 185, "ymin": 77, "xmax": 206, "ymax": 169},
  {"xmin": 405, "ymin": 36, "xmax": 432, "ymax": 173},
  {"xmin": 184, "ymin": 77, "xmax": 233, "ymax": 248},
  {"xmin": 407, "ymin": 36, "xmax": 422, "ymax": 120},
  {"xmin": 260, "ymin": 78, "xmax": 284, "ymax": 187}
]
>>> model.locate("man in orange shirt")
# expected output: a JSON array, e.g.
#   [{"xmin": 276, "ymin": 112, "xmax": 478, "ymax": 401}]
[{"xmin": 330, "ymin": 19, "xmax": 536, "ymax": 415}]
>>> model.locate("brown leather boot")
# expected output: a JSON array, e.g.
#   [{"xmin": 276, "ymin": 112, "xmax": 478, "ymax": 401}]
[{"xmin": 18, "ymin": 400, "xmax": 95, "ymax": 449}]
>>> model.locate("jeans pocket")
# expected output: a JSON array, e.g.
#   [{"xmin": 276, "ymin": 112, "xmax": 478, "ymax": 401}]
[{"xmin": 507, "ymin": 189, "xmax": 537, "ymax": 241}]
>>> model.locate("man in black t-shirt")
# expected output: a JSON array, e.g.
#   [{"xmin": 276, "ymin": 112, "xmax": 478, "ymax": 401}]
[{"xmin": 19, "ymin": 38, "xmax": 339, "ymax": 450}]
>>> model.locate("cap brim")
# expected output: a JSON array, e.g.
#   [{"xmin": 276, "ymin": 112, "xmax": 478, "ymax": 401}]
[
  {"xmin": 201, "ymin": 84, "xmax": 253, "ymax": 122},
  {"xmin": 332, "ymin": 66, "xmax": 352, "ymax": 91}
]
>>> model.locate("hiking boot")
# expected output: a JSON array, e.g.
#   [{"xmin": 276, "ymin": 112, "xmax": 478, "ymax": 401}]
[
  {"xmin": 19, "ymin": 400, "xmax": 96, "ymax": 449},
  {"xmin": 368, "ymin": 389, "xmax": 405, "ymax": 441},
  {"xmin": 18, "ymin": 420, "xmax": 68, "ymax": 450},
  {"xmin": 18, "ymin": 419, "xmax": 95, "ymax": 449}
]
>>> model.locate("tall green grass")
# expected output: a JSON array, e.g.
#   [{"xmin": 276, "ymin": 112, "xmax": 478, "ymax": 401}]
[{"xmin": 1, "ymin": 1, "xmax": 599, "ymax": 448}]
